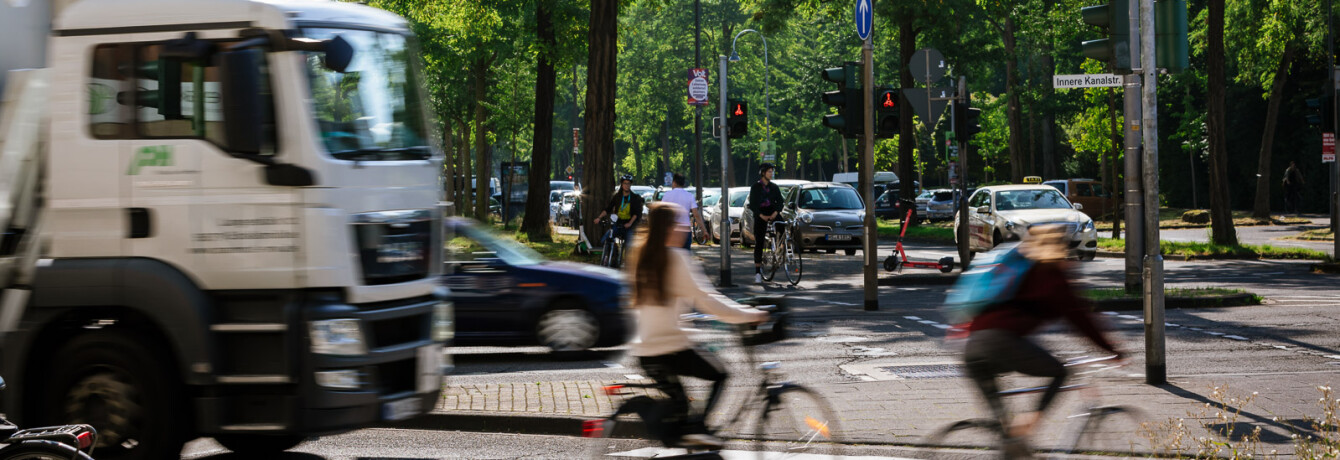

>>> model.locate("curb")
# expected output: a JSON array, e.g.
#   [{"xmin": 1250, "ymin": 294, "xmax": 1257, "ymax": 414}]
[
  {"xmin": 377, "ymin": 411, "xmax": 591, "ymax": 437},
  {"xmin": 878, "ymin": 273, "xmax": 959, "ymax": 286},
  {"xmin": 1312, "ymin": 262, "xmax": 1340, "ymax": 274},
  {"xmin": 1092, "ymin": 292, "xmax": 1258, "ymax": 311},
  {"xmin": 1096, "ymin": 250, "xmax": 1189, "ymax": 261}
]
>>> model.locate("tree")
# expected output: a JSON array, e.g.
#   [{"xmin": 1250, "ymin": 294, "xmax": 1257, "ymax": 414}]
[
  {"xmin": 522, "ymin": 0, "xmax": 559, "ymax": 240},
  {"xmin": 1205, "ymin": 0, "xmax": 1237, "ymax": 244},
  {"xmin": 582, "ymin": 0, "xmax": 620, "ymax": 245}
]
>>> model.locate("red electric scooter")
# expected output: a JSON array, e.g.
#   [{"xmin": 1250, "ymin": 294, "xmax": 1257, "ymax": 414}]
[{"xmin": 883, "ymin": 206, "xmax": 956, "ymax": 273}]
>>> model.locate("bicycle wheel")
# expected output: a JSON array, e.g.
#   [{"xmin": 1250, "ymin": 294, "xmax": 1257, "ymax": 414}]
[
  {"xmin": 601, "ymin": 238, "xmax": 613, "ymax": 267},
  {"xmin": 923, "ymin": 418, "xmax": 1005, "ymax": 459},
  {"xmin": 1065, "ymin": 405, "xmax": 1147, "ymax": 455},
  {"xmin": 782, "ymin": 229, "xmax": 802, "ymax": 285},
  {"xmin": 610, "ymin": 241, "xmax": 622, "ymax": 269},
  {"xmin": 762, "ymin": 235, "xmax": 779, "ymax": 282},
  {"xmin": 0, "ymin": 440, "xmax": 94, "ymax": 460},
  {"xmin": 749, "ymin": 385, "xmax": 842, "ymax": 459}
]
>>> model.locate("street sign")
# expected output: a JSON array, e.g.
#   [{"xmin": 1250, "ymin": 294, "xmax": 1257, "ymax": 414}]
[
  {"xmin": 687, "ymin": 68, "xmax": 710, "ymax": 106},
  {"xmin": 664, "ymin": 172, "xmax": 673, "ymax": 186},
  {"xmin": 759, "ymin": 141, "xmax": 776, "ymax": 162},
  {"xmin": 855, "ymin": 0, "xmax": 872, "ymax": 41},
  {"xmin": 909, "ymin": 48, "xmax": 947, "ymax": 84},
  {"xmin": 1324, "ymin": 132, "xmax": 1335, "ymax": 163},
  {"xmin": 1052, "ymin": 73, "xmax": 1121, "ymax": 89},
  {"xmin": 902, "ymin": 87, "xmax": 953, "ymax": 132}
]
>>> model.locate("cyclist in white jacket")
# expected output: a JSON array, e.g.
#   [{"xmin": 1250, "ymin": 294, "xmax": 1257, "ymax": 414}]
[{"xmin": 628, "ymin": 202, "xmax": 767, "ymax": 448}]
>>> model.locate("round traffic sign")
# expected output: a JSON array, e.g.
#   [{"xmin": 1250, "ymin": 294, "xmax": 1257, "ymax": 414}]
[{"xmin": 855, "ymin": 0, "xmax": 872, "ymax": 41}]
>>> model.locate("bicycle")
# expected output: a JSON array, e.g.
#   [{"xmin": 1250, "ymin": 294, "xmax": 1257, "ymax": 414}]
[
  {"xmin": 759, "ymin": 220, "xmax": 801, "ymax": 286},
  {"xmin": 691, "ymin": 215, "xmax": 711, "ymax": 246},
  {"xmin": 599, "ymin": 215, "xmax": 627, "ymax": 269},
  {"xmin": 924, "ymin": 355, "xmax": 1145, "ymax": 458},
  {"xmin": 0, "ymin": 375, "xmax": 99, "ymax": 460},
  {"xmin": 583, "ymin": 299, "xmax": 842, "ymax": 459}
]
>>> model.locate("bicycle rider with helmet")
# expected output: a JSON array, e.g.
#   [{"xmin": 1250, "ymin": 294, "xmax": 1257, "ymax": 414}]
[
  {"xmin": 749, "ymin": 163, "xmax": 784, "ymax": 284},
  {"xmin": 595, "ymin": 174, "xmax": 645, "ymax": 242}
]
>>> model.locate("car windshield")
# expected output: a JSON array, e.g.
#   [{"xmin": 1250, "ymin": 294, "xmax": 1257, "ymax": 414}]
[
  {"xmin": 797, "ymin": 187, "xmax": 864, "ymax": 210},
  {"xmin": 730, "ymin": 191, "xmax": 749, "ymax": 207},
  {"xmin": 450, "ymin": 223, "xmax": 545, "ymax": 266},
  {"xmin": 994, "ymin": 189, "xmax": 1072, "ymax": 211},
  {"xmin": 932, "ymin": 191, "xmax": 954, "ymax": 201},
  {"xmin": 303, "ymin": 28, "xmax": 431, "ymax": 161}
]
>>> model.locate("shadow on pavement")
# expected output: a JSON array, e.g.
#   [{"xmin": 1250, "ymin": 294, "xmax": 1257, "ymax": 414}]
[
  {"xmin": 193, "ymin": 453, "xmax": 325, "ymax": 460},
  {"xmin": 451, "ymin": 349, "xmax": 623, "ymax": 364}
]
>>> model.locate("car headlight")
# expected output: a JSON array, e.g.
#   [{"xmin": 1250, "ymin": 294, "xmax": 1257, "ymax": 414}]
[
  {"xmin": 309, "ymin": 319, "xmax": 367, "ymax": 355},
  {"xmin": 1004, "ymin": 221, "xmax": 1017, "ymax": 231},
  {"xmin": 433, "ymin": 301, "xmax": 455, "ymax": 342},
  {"xmin": 1082, "ymin": 220, "xmax": 1095, "ymax": 232},
  {"xmin": 798, "ymin": 212, "xmax": 813, "ymax": 224}
]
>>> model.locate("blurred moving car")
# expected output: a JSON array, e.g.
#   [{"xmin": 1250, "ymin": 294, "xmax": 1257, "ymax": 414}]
[
  {"xmin": 781, "ymin": 182, "xmax": 867, "ymax": 255},
  {"xmin": 443, "ymin": 218, "xmax": 630, "ymax": 351},
  {"xmin": 954, "ymin": 185, "xmax": 1097, "ymax": 260},
  {"xmin": 705, "ymin": 187, "xmax": 750, "ymax": 243},
  {"xmin": 1043, "ymin": 178, "xmax": 1116, "ymax": 220},
  {"xmin": 741, "ymin": 179, "xmax": 811, "ymax": 246}
]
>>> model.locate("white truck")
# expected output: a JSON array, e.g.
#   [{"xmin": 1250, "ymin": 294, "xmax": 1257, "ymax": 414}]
[{"xmin": 0, "ymin": 0, "xmax": 453, "ymax": 457}]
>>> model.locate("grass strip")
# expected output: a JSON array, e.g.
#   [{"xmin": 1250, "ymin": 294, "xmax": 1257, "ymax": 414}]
[
  {"xmin": 1098, "ymin": 237, "xmax": 1332, "ymax": 261},
  {"xmin": 1084, "ymin": 287, "xmax": 1250, "ymax": 301},
  {"xmin": 875, "ymin": 219, "xmax": 956, "ymax": 243},
  {"xmin": 1094, "ymin": 208, "xmax": 1310, "ymax": 231}
]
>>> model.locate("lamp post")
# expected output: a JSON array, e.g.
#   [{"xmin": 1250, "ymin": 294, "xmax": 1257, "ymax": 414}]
[{"xmin": 729, "ymin": 29, "xmax": 770, "ymax": 146}]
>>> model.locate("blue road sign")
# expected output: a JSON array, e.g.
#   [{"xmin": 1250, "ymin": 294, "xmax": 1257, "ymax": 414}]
[{"xmin": 855, "ymin": 0, "xmax": 872, "ymax": 41}]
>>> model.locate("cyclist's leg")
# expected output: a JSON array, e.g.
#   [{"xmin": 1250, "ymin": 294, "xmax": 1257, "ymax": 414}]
[
  {"xmin": 753, "ymin": 218, "xmax": 766, "ymax": 272},
  {"xmin": 671, "ymin": 347, "xmax": 729, "ymax": 425},
  {"xmin": 962, "ymin": 330, "xmax": 1010, "ymax": 436},
  {"xmin": 1003, "ymin": 336, "xmax": 1066, "ymax": 414},
  {"xmin": 638, "ymin": 354, "xmax": 691, "ymax": 432}
]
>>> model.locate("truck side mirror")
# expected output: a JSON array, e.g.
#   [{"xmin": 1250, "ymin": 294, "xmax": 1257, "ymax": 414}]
[
  {"xmin": 219, "ymin": 48, "xmax": 265, "ymax": 156},
  {"xmin": 322, "ymin": 35, "xmax": 354, "ymax": 73}
]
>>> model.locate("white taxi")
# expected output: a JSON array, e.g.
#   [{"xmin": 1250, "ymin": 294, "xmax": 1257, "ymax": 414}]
[{"xmin": 954, "ymin": 184, "xmax": 1098, "ymax": 260}]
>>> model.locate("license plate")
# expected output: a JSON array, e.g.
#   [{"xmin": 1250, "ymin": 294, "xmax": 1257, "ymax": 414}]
[
  {"xmin": 382, "ymin": 397, "xmax": 421, "ymax": 421},
  {"xmin": 827, "ymin": 234, "xmax": 852, "ymax": 241},
  {"xmin": 417, "ymin": 344, "xmax": 444, "ymax": 393}
]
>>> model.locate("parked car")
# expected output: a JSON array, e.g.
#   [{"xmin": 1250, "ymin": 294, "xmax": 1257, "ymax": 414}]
[
  {"xmin": 442, "ymin": 218, "xmax": 630, "ymax": 351},
  {"xmin": 777, "ymin": 182, "xmax": 867, "ymax": 255},
  {"xmin": 925, "ymin": 188, "xmax": 975, "ymax": 221},
  {"xmin": 1043, "ymin": 178, "xmax": 1116, "ymax": 220},
  {"xmin": 706, "ymin": 187, "xmax": 750, "ymax": 243},
  {"xmin": 915, "ymin": 189, "xmax": 935, "ymax": 218},
  {"xmin": 548, "ymin": 190, "xmax": 565, "ymax": 224},
  {"xmin": 741, "ymin": 179, "xmax": 811, "ymax": 247},
  {"xmin": 550, "ymin": 180, "xmax": 576, "ymax": 193},
  {"xmin": 556, "ymin": 191, "xmax": 580, "ymax": 227},
  {"xmin": 874, "ymin": 190, "xmax": 902, "ymax": 219},
  {"xmin": 631, "ymin": 185, "xmax": 656, "ymax": 203},
  {"xmin": 954, "ymin": 184, "xmax": 1097, "ymax": 260}
]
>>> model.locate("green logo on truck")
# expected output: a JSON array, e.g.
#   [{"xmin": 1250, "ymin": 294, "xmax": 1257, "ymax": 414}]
[{"xmin": 128, "ymin": 146, "xmax": 174, "ymax": 175}]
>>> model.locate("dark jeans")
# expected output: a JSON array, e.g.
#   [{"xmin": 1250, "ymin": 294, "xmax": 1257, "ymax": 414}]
[
  {"xmin": 753, "ymin": 218, "xmax": 768, "ymax": 266},
  {"xmin": 638, "ymin": 347, "xmax": 729, "ymax": 434},
  {"xmin": 1284, "ymin": 186, "xmax": 1303, "ymax": 214},
  {"xmin": 963, "ymin": 328, "xmax": 1066, "ymax": 436}
]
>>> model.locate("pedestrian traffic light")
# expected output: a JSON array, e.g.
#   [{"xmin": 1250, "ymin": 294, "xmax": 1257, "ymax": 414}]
[
  {"xmin": 1080, "ymin": 0, "xmax": 1137, "ymax": 74},
  {"xmin": 727, "ymin": 99, "xmax": 748, "ymax": 138},
  {"xmin": 126, "ymin": 58, "xmax": 183, "ymax": 119},
  {"xmin": 1306, "ymin": 95, "xmax": 1334, "ymax": 129},
  {"xmin": 953, "ymin": 94, "xmax": 982, "ymax": 142},
  {"xmin": 821, "ymin": 61, "xmax": 862, "ymax": 139},
  {"xmin": 874, "ymin": 87, "xmax": 899, "ymax": 139},
  {"xmin": 1155, "ymin": 0, "xmax": 1189, "ymax": 73}
]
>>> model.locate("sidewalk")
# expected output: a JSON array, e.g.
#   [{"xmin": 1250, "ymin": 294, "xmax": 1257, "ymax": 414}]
[{"xmin": 400, "ymin": 368, "xmax": 1338, "ymax": 457}]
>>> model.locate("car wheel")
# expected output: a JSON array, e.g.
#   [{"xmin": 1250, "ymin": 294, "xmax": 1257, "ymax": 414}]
[
  {"xmin": 216, "ymin": 434, "xmax": 309, "ymax": 455},
  {"xmin": 992, "ymin": 231, "xmax": 1002, "ymax": 249},
  {"xmin": 537, "ymin": 303, "xmax": 600, "ymax": 352},
  {"xmin": 845, "ymin": 249, "xmax": 857, "ymax": 256},
  {"xmin": 1082, "ymin": 251, "xmax": 1097, "ymax": 261},
  {"xmin": 826, "ymin": 249, "xmax": 836, "ymax": 254}
]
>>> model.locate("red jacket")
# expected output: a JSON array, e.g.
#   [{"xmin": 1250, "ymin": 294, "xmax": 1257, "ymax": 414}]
[{"xmin": 968, "ymin": 262, "xmax": 1120, "ymax": 356}]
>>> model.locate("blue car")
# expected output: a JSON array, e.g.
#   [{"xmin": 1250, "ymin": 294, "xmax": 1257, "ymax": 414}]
[{"xmin": 442, "ymin": 218, "xmax": 630, "ymax": 352}]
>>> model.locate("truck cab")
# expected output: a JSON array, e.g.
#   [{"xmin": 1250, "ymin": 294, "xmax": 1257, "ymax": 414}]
[{"xmin": 0, "ymin": 0, "xmax": 452, "ymax": 457}]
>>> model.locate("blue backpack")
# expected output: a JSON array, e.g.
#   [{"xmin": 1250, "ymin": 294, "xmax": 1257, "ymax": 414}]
[{"xmin": 941, "ymin": 242, "xmax": 1035, "ymax": 324}]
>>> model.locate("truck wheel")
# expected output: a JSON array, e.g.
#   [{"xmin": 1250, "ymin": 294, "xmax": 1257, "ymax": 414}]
[
  {"xmin": 845, "ymin": 249, "xmax": 857, "ymax": 256},
  {"xmin": 537, "ymin": 301, "xmax": 599, "ymax": 352},
  {"xmin": 43, "ymin": 332, "xmax": 185, "ymax": 460},
  {"xmin": 214, "ymin": 434, "xmax": 308, "ymax": 454}
]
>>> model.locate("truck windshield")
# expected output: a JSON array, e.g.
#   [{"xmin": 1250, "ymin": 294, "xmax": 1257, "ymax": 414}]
[{"xmin": 303, "ymin": 28, "xmax": 430, "ymax": 161}]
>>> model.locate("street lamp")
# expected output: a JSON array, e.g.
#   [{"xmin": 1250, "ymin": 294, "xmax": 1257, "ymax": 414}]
[{"xmin": 729, "ymin": 29, "xmax": 770, "ymax": 145}]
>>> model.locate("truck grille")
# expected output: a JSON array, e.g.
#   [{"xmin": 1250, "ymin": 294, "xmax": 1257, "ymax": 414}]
[
  {"xmin": 369, "ymin": 313, "xmax": 430, "ymax": 350},
  {"xmin": 353, "ymin": 210, "xmax": 435, "ymax": 285}
]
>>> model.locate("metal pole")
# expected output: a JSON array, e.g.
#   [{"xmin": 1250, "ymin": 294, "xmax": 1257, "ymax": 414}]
[
  {"xmin": 719, "ymin": 55, "xmax": 733, "ymax": 287},
  {"xmin": 1330, "ymin": 0, "xmax": 1338, "ymax": 258},
  {"xmin": 958, "ymin": 76, "xmax": 971, "ymax": 270},
  {"xmin": 1123, "ymin": 1, "xmax": 1145, "ymax": 294},
  {"xmin": 862, "ymin": 36, "xmax": 878, "ymax": 311},
  {"xmin": 1140, "ymin": 0, "xmax": 1166, "ymax": 385},
  {"xmin": 694, "ymin": 0, "xmax": 703, "ymax": 207}
]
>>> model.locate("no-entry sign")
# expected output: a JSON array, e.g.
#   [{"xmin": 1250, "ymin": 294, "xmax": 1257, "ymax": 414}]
[{"xmin": 1324, "ymin": 132, "xmax": 1335, "ymax": 163}]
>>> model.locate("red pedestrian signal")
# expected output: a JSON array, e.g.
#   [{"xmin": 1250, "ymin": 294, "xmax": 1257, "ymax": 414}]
[
  {"xmin": 727, "ymin": 99, "xmax": 748, "ymax": 138},
  {"xmin": 734, "ymin": 104, "xmax": 744, "ymax": 116},
  {"xmin": 882, "ymin": 92, "xmax": 896, "ymax": 108}
]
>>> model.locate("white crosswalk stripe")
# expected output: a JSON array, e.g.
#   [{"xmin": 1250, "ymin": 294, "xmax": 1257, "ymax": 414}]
[{"xmin": 608, "ymin": 447, "xmax": 920, "ymax": 459}]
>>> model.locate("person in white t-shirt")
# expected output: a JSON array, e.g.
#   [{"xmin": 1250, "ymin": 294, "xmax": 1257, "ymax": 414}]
[
  {"xmin": 628, "ymin": 202, "xmax": 767, "ymax": 448},
  {"xmin": 659, "ymin": 173, "xmax": 708, "ymax": 249}
]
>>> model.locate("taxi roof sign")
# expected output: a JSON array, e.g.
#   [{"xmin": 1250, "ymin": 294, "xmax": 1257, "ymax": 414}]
[{"xmin": 1022, "ymin": 176, "xmax": 1043, "ymax": 184}]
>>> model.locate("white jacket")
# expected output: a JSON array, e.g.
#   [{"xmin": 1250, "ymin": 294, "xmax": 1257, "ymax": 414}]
[{"xmin": 629, "ymin": 248, "xmax": 766, "ymax": 357}]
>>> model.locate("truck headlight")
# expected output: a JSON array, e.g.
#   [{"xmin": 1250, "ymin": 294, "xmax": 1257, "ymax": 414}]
[
  {"xmin": 433, "ymin": 301, "xmax": 455, "ymax": 342},
  {"xmin": 309, "ymin": 319, "xmax": 367, "ymax": 355}
]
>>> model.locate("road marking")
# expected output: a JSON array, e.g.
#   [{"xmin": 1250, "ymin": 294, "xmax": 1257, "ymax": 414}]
[
  {"xmin": 1165, "ymin": 323, "xmax": 1180, "ymax": 327},
  {"xmin": 904, "ymin": 316, "xmax": 922, "ymax": 320},
  {"xmin": 607, "ymin": 447, "xmax": 920, "ymax": 459},
  {"xmin": 1224, "ymin": 335, "xmax": 1248, "ymax": 341}
]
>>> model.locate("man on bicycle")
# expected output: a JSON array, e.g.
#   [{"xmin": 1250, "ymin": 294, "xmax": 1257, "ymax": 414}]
[
  {"xmin": 595, "ymin": 175, "xmax": 644, "ymax": 242},
  {"xmin": 749, "ymin": 163, "xmax": 784, "ymax": 284},
  {"xmin": 659, "ymin": 173, "xmax": 708, "ymax": 250}
]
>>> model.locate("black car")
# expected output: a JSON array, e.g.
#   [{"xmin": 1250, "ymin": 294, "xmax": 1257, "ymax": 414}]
[{"xmin": 442, "ymin": 218, "xmax": 630, "ymax": 352}]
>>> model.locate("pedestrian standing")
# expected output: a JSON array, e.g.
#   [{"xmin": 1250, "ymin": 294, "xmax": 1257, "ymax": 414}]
[
  {"xmin": 1283, "ymin": 161, "xmax": 1305, "ymax": 216},
  {"xmin": 660, "ymin": 174, "xmax": 708, "ymax": 249}
]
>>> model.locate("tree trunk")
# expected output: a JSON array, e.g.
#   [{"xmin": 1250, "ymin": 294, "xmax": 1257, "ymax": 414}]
[
  {"xmin": 898, "ymin": 14, "xmax": 918, "ymax": 203},
  {"xmin": 522, "ymin": 0, "xmax": 557, "ymax": 241},
  {"xmin": 1207, "ymin": 0, "xmax": 1237, "ymax": 245},
  {"xmin": 444, "ymin": 121, "xmax": 456, "ymax": 211},
  {"xmin": 1041, "ymin": 1, "xmax": 1058, "ymax": 179},
  {"xmin": 632, "ymin": 135, "xmax": 642, "ymax": 180},
  {"xmin": 661, "ymin": 114, "xmax": 671, "ymax": 182},
  {"xmin": 459, "ymin": 120, "xmax": 473, "ymax": 218},
  {"xmin": 1107, "ymin": 89, "xmax": 1121, "ymax": 239},
  {"xmin": 582, "ymin": 0, "xmax": 619, "ymax": 245},
  {"xmin": 1028, "ymin": 111, "xmax": 1038, "ymax": 177},
  {"xmin": 472, "ymin": 59, "xmax": 492, "ymax": 221},
  {"xmin": 1252, "ymin": 43, "xmax": 1296, "ymax": 219},
  {"xmin": 1003, "ymin": 16, "xmax": 1025, "ymax": 183}
]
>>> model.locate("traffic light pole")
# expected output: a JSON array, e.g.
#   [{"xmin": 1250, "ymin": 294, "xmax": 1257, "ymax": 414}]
[
  {"xmin": 1123, "ymin": 24, "xmax": 1144, "ymax": 294},
  {"xmin": 957, "ymin": 77, "xmax": 971, "ymax": 270},
  {"xmin": 1139, "ymin": 0, "xmax": 1166, "ymax": 385},
  {"xmin": 862, "ymin": 36, "xmax": 878, "ymax": 311},
  {"xmin": 719, "ymin": 55, "xmax": 733, "ymax": 287},
  {"xmin": 1330, "ymin": 0, "xmax": 1338, "ymax": 258}
]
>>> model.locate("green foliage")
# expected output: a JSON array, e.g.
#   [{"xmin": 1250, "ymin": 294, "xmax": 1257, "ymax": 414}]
[{"xmin": 1098, "ymin": 237, "xmax": 1334, "ymax": 261}]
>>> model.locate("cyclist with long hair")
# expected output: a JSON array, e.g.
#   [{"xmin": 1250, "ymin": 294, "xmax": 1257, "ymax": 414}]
[{"xmin": 628, "ymin": 202, "xmax": 767, "ymax": 448}]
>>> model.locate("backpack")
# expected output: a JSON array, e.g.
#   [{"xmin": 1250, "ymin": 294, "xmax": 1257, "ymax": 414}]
[{"xmin": 941, "ymin": 242, "xmax": 1035, "ymax": 324}]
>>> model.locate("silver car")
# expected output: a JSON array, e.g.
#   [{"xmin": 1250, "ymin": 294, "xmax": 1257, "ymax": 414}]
[
  {"xmin": 706, "ymin": 187, "xmax": 749, "ymax": 243},
  {"xmin": 781, "ymin": 182, "xmax": 866, "ymax": 255}
]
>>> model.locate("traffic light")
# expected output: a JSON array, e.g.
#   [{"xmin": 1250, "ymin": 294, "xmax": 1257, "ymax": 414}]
[
  {"xmin": 953, "ymin": 94, "xmax": 982, "ymax": 142},
  {"xmin": 821, "ymin": 61, "xmax": 862, "ymax": 138},
  {"xmin": 874, "ymin": 86, "xmax": 899, "ymax": 139},
  {"xmin": 727, "ymin": 99, "xmax": 748, "ymax": 138},
  {"xmin": 1306, "ymin": 95, "xmax": 1334, "ymax": 129},
  {"xmin": 125, "ymin": 58, "xmax": 183, "ymax": 119},
  {"xmin": 1080, "ymin": 0, "xmax": 1137, "ymax": 74},
  {"xmin": 1154, "ymin": 0, "xmax": 1189, "ymax": 73}
]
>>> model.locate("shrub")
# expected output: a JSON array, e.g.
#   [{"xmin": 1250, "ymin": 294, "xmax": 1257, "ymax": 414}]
[{"xmin": 1182, "ymin": 209, "xmax": 1211, "ymax": 224}]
